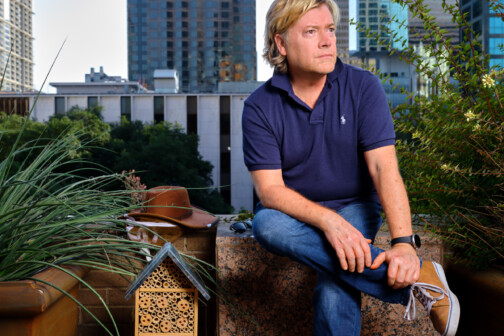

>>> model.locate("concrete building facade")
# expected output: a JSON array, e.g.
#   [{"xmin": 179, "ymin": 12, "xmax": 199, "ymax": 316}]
[{"xmin": 0, "ymin": 0, "xmax": 33, "ymax": 92}]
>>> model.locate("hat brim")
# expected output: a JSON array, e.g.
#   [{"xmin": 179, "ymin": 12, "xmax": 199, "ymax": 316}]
[{"xmin": 125, "ymin": 206, "xmax": 219, "ymax": 229}]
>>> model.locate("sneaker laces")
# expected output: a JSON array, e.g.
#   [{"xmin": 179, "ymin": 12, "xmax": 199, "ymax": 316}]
[{"xmin": 404, "ymin": 282, "xmax": 446, "ymax": 321}]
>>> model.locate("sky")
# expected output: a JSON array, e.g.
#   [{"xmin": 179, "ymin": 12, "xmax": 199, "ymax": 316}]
[{"xmin": 33, "ymin": 0, "xmax": 355, "ymax": 93}]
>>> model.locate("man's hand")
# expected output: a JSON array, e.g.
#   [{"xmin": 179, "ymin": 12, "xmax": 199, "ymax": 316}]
[
  {"xmin": 321, "ymin": 215, "xmax": 373, "ymax": 273},
  {"xmin": 370, "ymin": 243, "xmax": 420, "ymax": 289}
]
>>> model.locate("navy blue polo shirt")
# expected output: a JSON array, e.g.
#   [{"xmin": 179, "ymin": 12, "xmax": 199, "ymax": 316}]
[{"xmin": 242, "ymin": 58, "xmax": 396, "ymax": 211}]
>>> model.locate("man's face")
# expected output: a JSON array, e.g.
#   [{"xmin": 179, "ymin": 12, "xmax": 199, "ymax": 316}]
[{"xmin": 275, "ymin": 5, "xmax": 337, "ymax": 78}]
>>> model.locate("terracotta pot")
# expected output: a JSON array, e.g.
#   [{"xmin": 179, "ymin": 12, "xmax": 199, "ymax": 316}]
[
  {"xmin": 0, "ymin": 265, "xmax": 87, "ymax": 336},
  {"xmin": 446, "ymin": 262, "xmax": 504, "ymax": 336}
]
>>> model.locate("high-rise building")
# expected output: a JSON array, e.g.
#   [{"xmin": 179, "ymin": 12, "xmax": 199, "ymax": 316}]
[
  {"xmin": 408, "ymin": 0, "xmax": 459, "ymax": 47},
  {"xmin": 461, "ymin": 0, "xmax": 504, "ymax": 69},
  {"xmin": 353, "ymin": 0, "xmax": 410, "ymax": 107},
  {"xmin": 0, "ymin": 0, "xmax": 33, "ymax": 92},
  {"xmin": 334, "ymin": 0, "xmax": 351, "ymax": 63},
  {"xmin": 128, "ymin": 0, "xmax": 256, "ymax": 93},
  {"xmin": 355, "ymin": 0, "xmax": 408, "ymax": 53}
]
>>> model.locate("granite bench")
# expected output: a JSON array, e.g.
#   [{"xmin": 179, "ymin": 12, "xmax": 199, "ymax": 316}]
[{"xmin": 216, "ymin": 219, "xmax": 442, "ymax": 336}]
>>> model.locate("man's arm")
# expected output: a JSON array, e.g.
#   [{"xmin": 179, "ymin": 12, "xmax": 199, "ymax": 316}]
[
  {"xmin": 251, "ymin": 169, "xmax": 372, "ymax": 273},
  {"xmin": 365, "ymin": 145, "xmax": 421, "ymax": 289}
]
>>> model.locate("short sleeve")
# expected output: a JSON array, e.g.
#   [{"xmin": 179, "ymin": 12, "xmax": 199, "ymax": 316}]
[
  {"xmin": 357, "ymin": 74, "xmax": 396, "ymax": 151},
  {"xmin": 242, "ymin": 100, "xmax": 282, "ymax": 171}
]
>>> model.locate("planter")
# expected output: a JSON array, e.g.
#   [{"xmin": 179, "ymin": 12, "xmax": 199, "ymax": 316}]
[
  {"xmin": 0, "ymin": 265, "xmax": 87, "ymax": 336},
  {"xmin": 446, "ymin": 262, "xmax": 504, "ymax": 336}
]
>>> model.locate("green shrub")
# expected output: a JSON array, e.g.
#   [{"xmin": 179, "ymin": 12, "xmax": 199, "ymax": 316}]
[{"xmin": 354, "ymin": 0, "xmax": 504, "ymax": 268}]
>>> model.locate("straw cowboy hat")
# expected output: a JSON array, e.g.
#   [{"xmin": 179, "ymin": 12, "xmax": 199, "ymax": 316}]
[{"xmin": 121, "ymin": 186, "xmax": 219, "ymax": 229}]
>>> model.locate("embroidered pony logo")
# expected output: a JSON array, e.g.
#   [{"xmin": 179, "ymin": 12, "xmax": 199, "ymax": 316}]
[{"xmin": 340, "ymin": 115, "xmax": 346, "ymax": 125}]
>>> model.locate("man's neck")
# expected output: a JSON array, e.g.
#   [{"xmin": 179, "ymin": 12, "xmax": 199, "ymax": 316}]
[{"xmin": 290, "ymin": 72, "xmax": 327, "ymax": 109}]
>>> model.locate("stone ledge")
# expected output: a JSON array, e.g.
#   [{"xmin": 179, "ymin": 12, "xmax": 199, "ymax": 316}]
[{"xmin": 216, "ymin": 219, "xmax": 442, "ymax": 335}]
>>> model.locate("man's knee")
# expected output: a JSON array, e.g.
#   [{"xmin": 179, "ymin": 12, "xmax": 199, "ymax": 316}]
[
  {"xmin": 252, "ymin": 207, "xmax": 305, "ymax": 255},
  {"xmin": 252, "ymin": 208, "xmax": 287, "ymax": 244}
]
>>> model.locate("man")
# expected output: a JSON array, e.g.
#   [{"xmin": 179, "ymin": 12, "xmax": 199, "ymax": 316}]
[{"xmin": 242, "ymin": 0, "xmax": 460, "ymax": 335}]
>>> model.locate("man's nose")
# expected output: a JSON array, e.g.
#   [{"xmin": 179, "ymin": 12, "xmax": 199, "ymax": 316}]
[{"xmin": 319, "ymin": 31, "xmax": 334, "ymax": 48}]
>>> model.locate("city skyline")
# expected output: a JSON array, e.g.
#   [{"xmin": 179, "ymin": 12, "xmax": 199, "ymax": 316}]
[
  {"xmin": 32, "ymin": 0, "xmax": 360, "ymax": 93},
  {"xmin": 33, "ymin": 0, "xmax": 278, "ymax": 93}
]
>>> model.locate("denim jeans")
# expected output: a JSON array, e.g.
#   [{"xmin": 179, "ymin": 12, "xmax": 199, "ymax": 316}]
[{"xmin": 252, "ymin": 201, "xmax": 411, "ymax": 336}]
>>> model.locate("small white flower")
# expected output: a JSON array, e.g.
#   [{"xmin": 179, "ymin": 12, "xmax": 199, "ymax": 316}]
[
  {"xmin": 473, "ymin": 123, "xmax": 481, "ymax": 132},
  {"xmin": 464, "ymin": 110, "xmax": 476, "ymax": 122},
  {"xmin": 441, "ymin": 164, "xmax": 449, "ymax": 171},
  {"xmin": 482, "ymin": 74, "xmax": 495, "ymax": 88}
]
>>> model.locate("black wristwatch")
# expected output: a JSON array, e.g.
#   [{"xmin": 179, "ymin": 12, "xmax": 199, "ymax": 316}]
[{"xmin": 391, "ymin": 234, "xmax": 421, "ymax": 249}]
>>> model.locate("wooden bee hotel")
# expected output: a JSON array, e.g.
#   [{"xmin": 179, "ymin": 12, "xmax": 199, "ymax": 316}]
[{"xmin": 125, "ymin": 243, "xmax": 210, "ymax": 336}]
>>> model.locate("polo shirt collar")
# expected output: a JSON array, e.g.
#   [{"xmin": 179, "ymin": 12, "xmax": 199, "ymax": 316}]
[
  {"xmin": 271, "ymin": 57, "xmax": 345, "ymax": 96},
  {"xmin": 270, "ymin": 59, "xmax": 345, "ymax": 123}
]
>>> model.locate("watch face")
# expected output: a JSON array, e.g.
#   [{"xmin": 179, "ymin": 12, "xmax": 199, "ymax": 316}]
[{"xmin": 413, "ymin": 234, "xmax": 421, "ymax": 248}]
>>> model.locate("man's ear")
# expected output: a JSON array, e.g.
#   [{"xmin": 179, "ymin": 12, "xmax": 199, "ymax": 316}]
[{"xmin": 274, "ymin": 33, "xmax": 287, "ymax": 56}]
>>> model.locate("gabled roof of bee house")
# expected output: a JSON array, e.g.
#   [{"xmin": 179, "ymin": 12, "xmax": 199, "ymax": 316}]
[{"xmin": 125, "ymin": 242, "xmax": 210, "ymax": 300}]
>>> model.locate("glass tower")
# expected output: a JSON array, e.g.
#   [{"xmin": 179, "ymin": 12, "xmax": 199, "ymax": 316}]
[
  {"xmin": 461, "ymin": 0, "xmax": 504, "ymax": 69},
  {"xmin": 0, "ymin": 0, "xmax": 33, "ymax": 92},
  {"xmin": 128, "ymin": 0, "xmax": 256, "ymax": 93},
  {"xmin": 356, "ymin": 0, "xmax": 409, "ymax": 53}
]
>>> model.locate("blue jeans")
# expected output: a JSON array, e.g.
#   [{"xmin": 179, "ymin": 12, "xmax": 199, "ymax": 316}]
[{"xmin": 252, "ymin": 201, "xmax": 411, "ymax": 336}]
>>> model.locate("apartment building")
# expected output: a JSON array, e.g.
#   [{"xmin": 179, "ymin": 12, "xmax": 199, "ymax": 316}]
[
  {"xmin": 0, "ymin": 0, "xmax": 33, "ymax": 92},
  {"xmin": 127, "ymin": 0, "xmax": 256, "ymax": 93}
]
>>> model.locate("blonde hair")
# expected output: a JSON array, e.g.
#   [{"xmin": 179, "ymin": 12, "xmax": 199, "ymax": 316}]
[{"xmin": 263, "ymin": 0, "xmax": 340, "ymax": 74}]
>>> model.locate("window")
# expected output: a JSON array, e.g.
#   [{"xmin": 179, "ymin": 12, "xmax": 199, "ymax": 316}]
[
  {"xmin": 489, "ymin": 38, "xmax": 504, "ymax": 54},
  {"xmin": 88, "ymin": 96, "xmax": 98, "ymax": 108},
  {"xmin": 121, "ymin": 96, "xmax": 131, "ymax": 121},
  {"xmin": 154, "ymin": 96, "xmax": 164, "ymax": 123},
  {"xmin": 220, "ymin": 95, "xmax": 231, "ymax": 205},
  {"xmin": 55, "ymin": 97, "xmax": 65, "ymax": 115},
  {"xmin": 472, "ymin": 2, "xmax": 481, "ymax": 18},
  {"xmin": 187, "ymin": 96, "xmax": 197, "ymax": 134},
  {"xmin": 490, "ymin": 17, "xmax": 504, "ymax": 32},
  {"xmin": 462, "ymin": 6, "xmax": 471, "ymax": 21},
  {"xmin": 472, "ymin": 20, "xmax": 482, "ymax": 36},
  {"xmin": 490, "ymin": 58, "xmax": 504, "ymax": 69}
]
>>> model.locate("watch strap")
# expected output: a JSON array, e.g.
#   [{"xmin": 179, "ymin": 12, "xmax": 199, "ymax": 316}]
[{"xmin": 391, "ymin": 234, "xmax": 421, "ymax": 249}]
